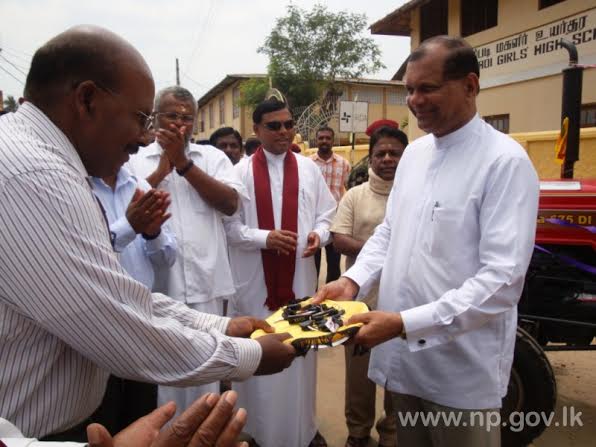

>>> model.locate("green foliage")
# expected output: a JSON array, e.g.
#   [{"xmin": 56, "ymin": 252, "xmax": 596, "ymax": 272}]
[
  {"xmin": 400, "ymin": 116, "xmax": 409, "ymax": 130},
  {"xmin": 3, "ymin": 95, "xmax": 18, "ymax": 112},
  {"xmin": 255, "ymin": 3, "xmax": 385, "ymax": 109},
  {"xmin": 239, "ymin": 78, "xmax": 269, "ymax": 107}
]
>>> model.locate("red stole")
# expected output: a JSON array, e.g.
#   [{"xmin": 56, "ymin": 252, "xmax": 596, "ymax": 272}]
[{"xmin": 252, "ymin": 147, "xmax": 299, "ymax": 310}]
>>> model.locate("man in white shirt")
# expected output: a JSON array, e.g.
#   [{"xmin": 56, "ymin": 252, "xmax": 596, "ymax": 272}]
[
  {"xmin": 127, "ymin": 86, "xmax": 248, "ymax": 415},
  {"xmin": 315, "ymin": 36, "xmax": 540, "ymax": 447},
  {"xmin": 225, "ymin": 99, "xmax": 337, "ymax": 447},
  {"xmin": 0, "ymin": 25, "xmax": 294, "ymax": 441}
]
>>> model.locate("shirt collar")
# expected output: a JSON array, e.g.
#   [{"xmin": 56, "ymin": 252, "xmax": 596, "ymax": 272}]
[
  {"xmin": 433, "ymin": 114, "xmax": 481, "ymax": 150},
  {"xmin": 263, "ymin": 148, "xmax": 287, "ymax": 164},
  {"xmin": 16, "ymin": 102, "xmax": 88, "ymax": 177},
  {"xmin": 90, "ymin": 166, "xmax": 136, "ymax": 191},
  {"xmin": 313, "ymin": 152, "xmax": 337, "ymax": 163}
]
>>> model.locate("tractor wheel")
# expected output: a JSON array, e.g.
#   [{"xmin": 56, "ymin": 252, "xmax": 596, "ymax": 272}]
[{"xmin": 500, "ymin": 327, "xmax": 557, "ymax": 446}]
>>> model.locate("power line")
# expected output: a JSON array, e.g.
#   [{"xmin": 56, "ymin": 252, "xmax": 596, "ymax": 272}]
[
  {"xmin": 185, "ymin": 0, "xmax": 218, "ymax": 73},
  {"xmin": 1, "ymin": 47, "xmax": 31, "ymax": 64},
  {"xmin": 0, "ymin": 63, "xmax": 24, "ymax": 85},
  {"xmin": 2, "ymin": 45, "xmax": 32, "ymax": 58},
  {"xmin": 181, "ymin": 71, "xmax": 210, "ymax": 88},
  {"xmin": 0, "ymin": 54, "xmax": 27, "ymax": 76}
]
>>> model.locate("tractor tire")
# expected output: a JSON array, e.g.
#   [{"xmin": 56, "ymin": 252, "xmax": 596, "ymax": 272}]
[{"xmin": 500, "ymin": 327, "xmax": 557, "ymax": 446}]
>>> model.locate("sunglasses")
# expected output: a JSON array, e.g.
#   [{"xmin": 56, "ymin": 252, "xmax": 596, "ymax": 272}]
[{"xmin": 262, "ymin": 120, "xmax": 295, "ymax": 132}]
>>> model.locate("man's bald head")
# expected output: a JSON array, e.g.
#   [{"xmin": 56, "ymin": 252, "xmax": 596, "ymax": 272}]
[
  {"xmin": 24, "ymin": 25, "xmax": 151, "ymax": 107},
  {"xmin": 23, "ymin": 26, "xmax": 155, "ymax": 178}
]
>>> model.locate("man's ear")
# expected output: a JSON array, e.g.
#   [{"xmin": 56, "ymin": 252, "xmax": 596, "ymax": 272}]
[
  {"xmin": 253, "ymin": 123, "xmax": 259, "ymax": 137},
  {"xmin": 73, "ymin": 80, "xmax": 100, "ymax": 118},
  {"xmin": 465, "ymin": 73, "xmax": 480, "ymax": 96}
]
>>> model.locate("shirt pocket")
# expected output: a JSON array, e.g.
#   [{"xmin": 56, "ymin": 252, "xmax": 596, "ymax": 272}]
[
  {"xmin": 299, "ymin": 185, "xmax": 315, "ymax": 211},
  {"xmin": 427, "ymin": 206, "xmax": 465, "ymax": 258}
]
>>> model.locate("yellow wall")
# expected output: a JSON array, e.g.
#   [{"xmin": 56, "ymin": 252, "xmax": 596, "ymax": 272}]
[
  {"xmin": 461, "ymin": 0, "xmax": 595, "ymax": 48},
  {"xmin": 305, "ymin": 128, "xmax": 596, "ymax": 180},
  {"xmin": 405, "ymin": 0, "xmax": 596, "ymax": 142},
  {"xmin": 511, "ymin": 127, "xmax": 596, "ymax": 179},
  {"xmin": 197, "ymin": 80, "xmax": 409, "ymax": 143},
  {"xmin": 479, "ymin": 69, "xmax": 596, "ymax": 133},
  {"xmin": 195, "ymin": 81, "xmax": 246, "ymax": 141}
]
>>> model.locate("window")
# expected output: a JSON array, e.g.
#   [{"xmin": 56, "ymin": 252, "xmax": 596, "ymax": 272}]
[
  {"xmin": 484, "ymin": 114, "xmax": 509, "ymax": 133},
  {"xmin": 199, "ymin": 109, "xmax": 205, "ymax": 133},
  {"xmin": 420, "ymin": 0, "xmax": 448, "ymax": 43},
  {"xmin": 461, "ymin": 0, "xmax": 498, "ymax": 37},
  {"xmin": 219, "ymin": 96, "xmax": 225, "ymax": 125},
  {"xmin": 209, "ymin": 103, "xmax": 214, "ymax": 129},
  {"xmin": 580, "ymin": 103, "xmax": 596, "ymax": 128},
  {"xmin": 539, "ymin": 0, "xmax": 566, "ymax": 9},
  {"xmin": 387, "ymin": 89, "xmax": 407, "ymax": 105},
  {"xmin": 233, "ymin": 87, "xmax": 240, "ymax": 119},
  {"xmin": 352, "ymin": 88, "xmax": 382, "ymax": 104}
]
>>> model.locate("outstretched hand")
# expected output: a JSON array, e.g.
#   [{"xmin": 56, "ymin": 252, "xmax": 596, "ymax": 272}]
[
  {"xmin": 311, "ymin": 276, "xmax": 360, "ymax": 304},
  {"xmin": 302, "ymin": 232, "xmax": 320, "ymax": 258},
  {"xmin": 87, "ymin": 391, "xmax": 248, "ymax": 447},
  {"xmin": 348, "ymin": 311, "xmax": 404, "ymax": 348},
  {"xmin": 226, "ymin": 316, "xmax": 274, "ymax": 338}
]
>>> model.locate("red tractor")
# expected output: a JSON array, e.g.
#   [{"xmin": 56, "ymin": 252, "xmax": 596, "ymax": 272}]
[
  {"xmin": 503, "ymin": 178, "xmax": 595, "ymax": 446},
  {"xmin": 501, "ymin": 41, "xmax": 595, "ymax": 446}
]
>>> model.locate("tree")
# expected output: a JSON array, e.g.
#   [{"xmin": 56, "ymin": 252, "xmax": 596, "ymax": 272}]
[
  {"xmin": 245, "ymin": 4, "xmax": 385, "ymax": 110},
  {"xmin": 3, "ymin": 95, "xmax": 18, "ymax": 112}
]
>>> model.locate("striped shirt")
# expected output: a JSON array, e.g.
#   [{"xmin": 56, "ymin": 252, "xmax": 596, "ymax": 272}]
[
  {"xmin": 310, "ymin": 152, "xmax": 350, "ymax": 202},
  {"xmin": 0, "ymin": 103, "xmax": 261, "ymax": 438}
]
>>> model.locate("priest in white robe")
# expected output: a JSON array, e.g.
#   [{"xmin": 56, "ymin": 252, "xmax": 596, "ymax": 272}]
[{"xmin": 225, "ymin": 99, "xmax": 337, "ymax": 447}]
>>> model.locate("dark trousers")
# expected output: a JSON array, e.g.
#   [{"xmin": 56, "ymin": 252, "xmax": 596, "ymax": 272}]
[
  {"xmin": 41, "ymin": 375, "xmax": 157, "ymax": 442},
  {"xmin": 315, "ymin": 243, "xmax": 342, "ymax": 285}
]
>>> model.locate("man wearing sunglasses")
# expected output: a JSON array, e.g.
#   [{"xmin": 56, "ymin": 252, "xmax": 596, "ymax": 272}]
[
  {"xmin": 127, "ymin": 86, "xmax": 250, "ymax": 418},
  {"xmin": 224, "ymin": 99, "xmax": 337, "ymax": 447}
]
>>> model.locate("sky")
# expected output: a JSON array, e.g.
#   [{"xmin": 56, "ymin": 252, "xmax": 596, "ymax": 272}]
[{"xmin": 0, "ymin": 0, "xmax": 411, "ymax": 101}]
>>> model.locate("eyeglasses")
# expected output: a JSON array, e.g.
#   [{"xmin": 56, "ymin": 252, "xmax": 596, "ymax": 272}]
[
  {"xmin": 262, "ymin": 119, "xmax": 295, "ymax": 132},
  {"xmin": 93, "ymin": 82, "xmax": 154, "ymax": 132},
  {"xmin": 155, "ymin": 111, "xmax": 195, "ymax": 124}
]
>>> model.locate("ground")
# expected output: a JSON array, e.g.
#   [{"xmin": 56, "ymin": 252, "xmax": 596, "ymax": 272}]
[
  {"xmin": 314, "ymin": 256, "xmax": 596, "ymax": 446},
  {"xmin": 316, "ymin": 348, "xmax": 595, "ymax": 446}
]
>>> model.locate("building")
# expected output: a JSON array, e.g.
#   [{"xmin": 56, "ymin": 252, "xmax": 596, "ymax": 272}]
[
  {"xmin": 194, "ymin": 74, "xmax": 409, "ymax": 145},
  {"xmin": 371, "ymin": 0, "xmax": 596, "ymax": 140}
]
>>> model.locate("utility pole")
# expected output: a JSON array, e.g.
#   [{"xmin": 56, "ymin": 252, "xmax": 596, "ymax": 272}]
[{"xmin": 176, "ymin": 58, "xmax": 180, "ymax": 86}]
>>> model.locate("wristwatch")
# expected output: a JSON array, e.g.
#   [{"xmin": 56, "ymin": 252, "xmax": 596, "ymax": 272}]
[{"xmin": 176, "ymin": 159, "xmax": 194, "ymax": 176}]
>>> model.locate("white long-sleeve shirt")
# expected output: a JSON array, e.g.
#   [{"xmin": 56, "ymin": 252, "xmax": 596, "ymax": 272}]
[
  {"xmin": 224, "ymin": 150, "xmax": 337, "ymax": 307},
  {"xmin": 224, "ymin": 149, "xmax": 337, "ymax": 447},
  {"xmin": 0, "ymin": 103, "xmax": 261, "ymax": 438},
  {"xmin": 345, "ymin": 115, "xmax": 539, "ymax": 409}
]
